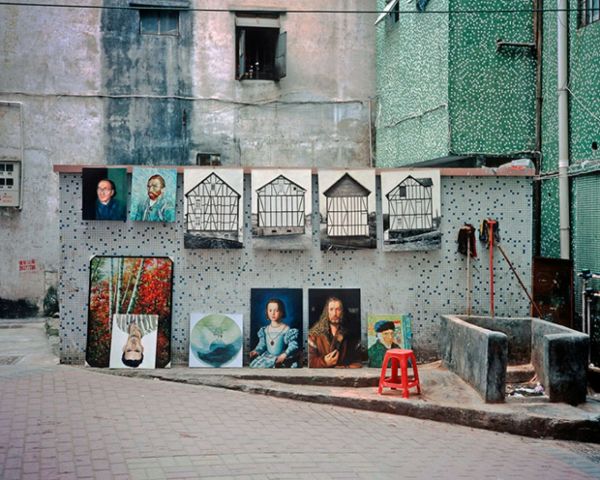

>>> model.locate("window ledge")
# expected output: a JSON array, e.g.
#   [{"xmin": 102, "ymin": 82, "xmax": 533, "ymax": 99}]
[
  {"xmin": 238, "ymin": 79, "xmax": 277, "ymax": 84},
  {"xmin": 130, "ymin": 0, "xmax": 189, "ymax": 9},
  {"xmin": 230, "ymin": 7, "xmax": 286, "ymax": 14},
  {"xmin": 578, "ymin": 20, "xmax": 600, "ymax": 30}
]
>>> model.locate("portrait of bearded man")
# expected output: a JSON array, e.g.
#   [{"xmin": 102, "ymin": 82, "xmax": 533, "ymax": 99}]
[
  {"xmin": 131, "ymin": 170, "xmax": 176, "ymax": 222},
  {"xmin": 308, "ymin": 294, "xmax": 362, "ymax": 368}
]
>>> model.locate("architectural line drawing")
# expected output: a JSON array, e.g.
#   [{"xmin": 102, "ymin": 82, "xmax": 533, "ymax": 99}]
[
  {"xmin": 387, "ymin": 175, "xmax": 434, "ymax": 234},
  {"xmin": 185, "ymin": 172, "xmax": 241, "ymax": 234},
  {"xmin": 323, "ymin": 173, "xmax": 371, "ymax": 237},
  {"xmin": 256, "ymin": 174, "xmax": 306, "ymax": 236}
]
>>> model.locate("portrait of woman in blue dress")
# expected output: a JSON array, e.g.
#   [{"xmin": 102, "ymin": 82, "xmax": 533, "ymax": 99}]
[{"xmin": 249, "ymin": 298, "xmax": 300, "ymax": 368}]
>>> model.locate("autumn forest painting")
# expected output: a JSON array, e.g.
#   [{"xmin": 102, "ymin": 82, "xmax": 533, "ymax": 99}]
[{"xmin": 86, "ymin": 256, "xmax": 173, "ymax": 368}]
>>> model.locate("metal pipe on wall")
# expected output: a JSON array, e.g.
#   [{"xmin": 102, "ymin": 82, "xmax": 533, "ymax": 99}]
[
  {"xmin": 532, "ymin": 0, "xmax": 543, "ymax": 257},
  {"xmin": 557, "ymin": 0, "xmax": 570, "ymax": 259}
]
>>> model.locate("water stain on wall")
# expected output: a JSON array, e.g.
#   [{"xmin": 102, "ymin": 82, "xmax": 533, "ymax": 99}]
[{"xmin": 101, "ymin": 0, "xmax": 193, "ymax": 165}]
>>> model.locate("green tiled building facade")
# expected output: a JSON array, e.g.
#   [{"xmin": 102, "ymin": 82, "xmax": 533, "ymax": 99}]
[
  {"xmin": 376, "ymin": 0, "xmax": 600, "ymax": 306},
  {"xmin": 375, "ymin": 0, "xmax": 536, "ymax": 167},
  {"xmin": 540, "ymin": 0, "xmax": 600, "ymax": 282}
]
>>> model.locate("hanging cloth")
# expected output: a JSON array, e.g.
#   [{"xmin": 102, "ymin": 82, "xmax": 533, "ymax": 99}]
[
  {"xmin": 479, "ymin": 219, "xmax": 501, "ymax": 246},
  {"xmin": 457, "ymin": 224, "xmax": 477, "ymax": 257}
]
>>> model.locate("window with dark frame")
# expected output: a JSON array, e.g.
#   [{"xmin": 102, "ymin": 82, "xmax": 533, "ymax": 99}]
[
  {"xmin": 235, "ymin": 14, "xmax": 287, "ymax": 81},
  {"xmin": 389, "ymin": 0, "xmax": 400, "ymax": 23},
  {"xmin": 374, "ymin": 0, "xmax": 400, "ymax": 28},
  {"xmin": 140, "ymin": 9, "xmax": 179, "ymax": 35},
  {"xmin": 196, "ymin": 153, "xmax": 221, "ymax": 166},
  {"xmin": 581, "ymin": 0, "xmax": 600, "ymax": 26}
]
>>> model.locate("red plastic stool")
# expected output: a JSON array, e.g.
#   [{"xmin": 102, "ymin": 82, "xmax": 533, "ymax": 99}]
[{"xmin": 378, "ymin": 349, "xmax": 421, "ymax": 398}]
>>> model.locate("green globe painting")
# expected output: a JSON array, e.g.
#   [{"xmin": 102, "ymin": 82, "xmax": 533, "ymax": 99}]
[{"xmin": 189, "ymin": 313, "xmax": 243, "ymax": 367}]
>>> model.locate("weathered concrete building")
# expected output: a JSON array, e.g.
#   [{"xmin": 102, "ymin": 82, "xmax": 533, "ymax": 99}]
[{"xmin": 0, "ymin": 0, "xmax": 376, "ymax": 313}]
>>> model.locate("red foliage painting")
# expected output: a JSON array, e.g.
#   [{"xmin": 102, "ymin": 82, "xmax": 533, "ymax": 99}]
[{"xmin": 86, "ymin": 256, "xmax": 173, "ymax": 367}]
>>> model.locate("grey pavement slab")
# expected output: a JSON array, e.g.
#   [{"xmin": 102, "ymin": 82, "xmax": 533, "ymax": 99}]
[
  {"xmin": 1, "ymin": 363, "xmax": 600, "ymax": 479},
  {"xmin": 98, "ymin": 362, "xmax": 600, "ymax": 442},
  {"xmin": 1, "ymin": 318, "xmax": 599, "ymax": 444},
  {"xmin": 0, "ymin": 321, "xmax": 59, "ymax": 376}
]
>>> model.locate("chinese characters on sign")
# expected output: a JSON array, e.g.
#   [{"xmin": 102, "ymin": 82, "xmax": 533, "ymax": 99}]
[{"xmin": 18, "ymin": 259, "xmax": 37, "ymax": 272}]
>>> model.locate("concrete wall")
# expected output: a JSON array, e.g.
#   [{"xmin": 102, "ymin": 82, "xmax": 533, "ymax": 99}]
[
  {"xmin": 440, "ymin": 314, "xmax": 507, "ymax": 402},
  {"xmin": 443, "ymin": 314, "xmax": 589, "ymax": 404},
  {"xmin": 100, "ymin": 0, "xmax": 376, "ymax": 167},
  {"xmin": 58, "ymin": 170, "xmax": 533, "ymax": 365},
  {"xmin": 531, "ymin": 318, "xmax": 589, "ymax": 404},
  {"xmin": 101, "ymin": 0, "xmax": 194, "ymax": 165},
  {"xmin": 188, "ymin": 0, "xmax": 376, "ymax": 168},
  {"xmin": 0, "ymin": 0, "xmax": 376, "ymax": 310},
  {"xmin": 462, "ymin": 315, "xmax": 531, "ymax": 365},
  {"xmin": 0, "ymin": 3, "xmax": 104, "ymax": 310}
]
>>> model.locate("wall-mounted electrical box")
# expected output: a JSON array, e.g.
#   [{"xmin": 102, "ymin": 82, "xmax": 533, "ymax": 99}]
[
  {"xmin": 0, "ymin": 161, "xmax": 21, "ymax": 207},
  {"xmin": 0, "ymin": 102, "xmax": 23, "ymax": 208}
]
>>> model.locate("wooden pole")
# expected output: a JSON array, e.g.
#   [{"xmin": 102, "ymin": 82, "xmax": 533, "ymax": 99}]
[
  {"xmin": 497, "ymin": 244, "xmax": 544, "ymax": 318},
  {"xmin": 467, "ymin": 240, "xmax": 471, "ymax": 316}
]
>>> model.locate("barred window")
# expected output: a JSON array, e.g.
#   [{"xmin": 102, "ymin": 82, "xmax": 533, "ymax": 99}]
[
  {"xmin": 140, "ymin": 10, "xmax": 179, "ymax": 36},
  {"xmin": 580, "ymin": 0, "xmax": 600, "ymax": 27}
]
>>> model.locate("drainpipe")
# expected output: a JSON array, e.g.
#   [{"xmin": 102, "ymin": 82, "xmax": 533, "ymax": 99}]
[
  {"xmin": 368, "ymin": 97, "xmax": 374, "ymax": 167},
  {"xmin": 557, "ymin": 0, "xmax": 570, "ymax": 259},
  {"xmin": 533, "ymin": 0, "xmax": 543, "ymax": 257}
]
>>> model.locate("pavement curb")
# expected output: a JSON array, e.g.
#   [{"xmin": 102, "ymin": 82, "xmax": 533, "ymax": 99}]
[{"xmin": 88, "ymin": 367, "xmax": 600, "ymax": 443}]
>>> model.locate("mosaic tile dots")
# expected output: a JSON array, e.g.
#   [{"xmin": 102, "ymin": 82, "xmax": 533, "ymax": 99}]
[{"xmin": 59, "ymin": 173, "xmax": 533, "ymax": 364}]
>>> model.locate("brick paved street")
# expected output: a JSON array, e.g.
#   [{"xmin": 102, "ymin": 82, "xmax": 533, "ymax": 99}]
[{"xmin": 1, "ymin": 363, "xmax": 600, "ymax": 480}]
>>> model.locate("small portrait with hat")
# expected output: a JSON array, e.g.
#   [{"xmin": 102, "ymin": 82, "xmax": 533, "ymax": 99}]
[{"xmin": 367, "ymin": 314, "xmax": 412, "ymax": 368}]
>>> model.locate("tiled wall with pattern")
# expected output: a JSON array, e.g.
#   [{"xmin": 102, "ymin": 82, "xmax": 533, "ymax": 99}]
[
  {"xmin": 375, "ymin": 0, "xmax": 536, "ymax": 167},
  {"xmin": 540, "ymin": 2, "xmax": 600, "ymax": 263},
  {"xmin": 448, "ymin": 0, "xmax": 536, "ymax": 154},
  {"xmin": 59, "ymin": 172, "xmax": 533, "ymax": 365}
]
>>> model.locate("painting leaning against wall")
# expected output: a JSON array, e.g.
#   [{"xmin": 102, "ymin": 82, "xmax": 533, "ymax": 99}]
[
  {"xmin": 86, "ymin": 256, "xmax": 173, "ymax": 368},
  {"xmin": 249, "ymin": 288, "xmax": 303, "ymax": 368},
  {"xmin": 189, "ymin": 313, "xmax": 243, "ymax": 367},
  {"xmin": 367, "ymin": 313, "xmax": 413, "ymax": 368},
  {"xmin": 308, "ymin": 288, "xmax": 362, "ymax": 368},
  {"xmin": 109, "ymin": 314, "xmax": 158, "ymax": 369}
]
